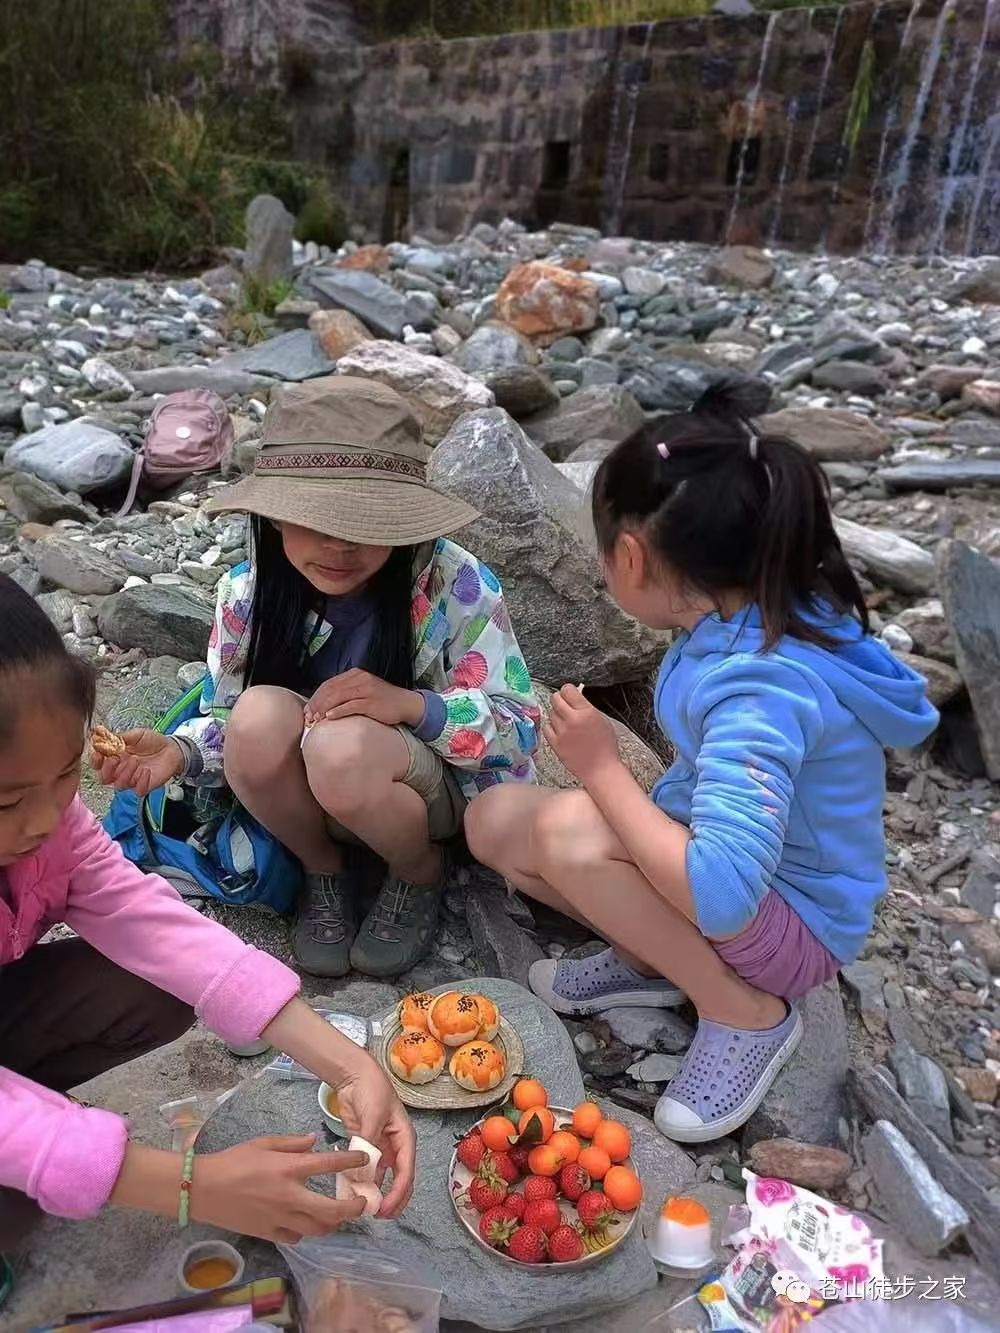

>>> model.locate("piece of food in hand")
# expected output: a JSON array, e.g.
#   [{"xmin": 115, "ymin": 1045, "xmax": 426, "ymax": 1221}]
[
  {"xmin": 449, "ymin": 1039, "xmax": 506, "ymax": 1091},
  {"xmin": 427, "ymin": 991, "xmax": 482, "ymax": 1047},
  {"xmin": 334, "ymin": 1135, "xmax": 383, "ymax": 1216},
  {"xmin": 91, "ymin": 725, "xmax": 126, "ymax": 757},
  {"xmin": 388, "ymin": 1029, "xmax": 446, "ymax": 1084},
  {"xmin": 397, "ymin": 991, "xmax": 435, "ymax": 1032},
  {"xmin": 548, "ymin": 1224, "xmax": 585, "ymax": 1263},
  {"xmin": 469, "ymin": 993, "xmax": 500, "ymax": 1041}
]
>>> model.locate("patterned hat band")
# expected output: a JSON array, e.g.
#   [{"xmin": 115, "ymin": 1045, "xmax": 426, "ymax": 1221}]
[{"xmin": 254, "ymin": 446, "xmax": 426, "ymax": 484}]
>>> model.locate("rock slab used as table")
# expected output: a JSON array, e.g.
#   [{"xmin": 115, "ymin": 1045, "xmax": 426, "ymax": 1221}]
[
  {"xmin": 938, "ymin": 539, "xmax": 1000, "ymax": 780},
  {"xmin": 198, "ymin": 978, "xmax": 696, "ymax": 1330}
]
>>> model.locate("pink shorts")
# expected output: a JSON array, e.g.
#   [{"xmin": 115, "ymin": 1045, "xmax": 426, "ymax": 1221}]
[{"xmin": 713, "ymin": 890, "xmax": 841, "ymax": 999}]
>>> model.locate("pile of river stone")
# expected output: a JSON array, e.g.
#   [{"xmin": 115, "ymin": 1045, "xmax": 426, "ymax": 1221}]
[{"xmin": 2, "ymin": 205, "xmax": 1000, "ymax": 1280}]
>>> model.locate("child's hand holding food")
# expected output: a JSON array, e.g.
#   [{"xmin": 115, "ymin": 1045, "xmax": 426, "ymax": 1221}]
[
  {"xmin": 90, "ymin": 727, "xmax": 185, "ymax": 796},
  {"xmin": 543, "ymin": 684, "xmax": 621, "ymax": 785}
]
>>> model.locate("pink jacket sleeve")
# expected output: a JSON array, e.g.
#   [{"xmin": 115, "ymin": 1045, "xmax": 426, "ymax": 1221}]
[{"xmin": 0, "ymin": 799, "xmax": 300, "ymax": 1219}]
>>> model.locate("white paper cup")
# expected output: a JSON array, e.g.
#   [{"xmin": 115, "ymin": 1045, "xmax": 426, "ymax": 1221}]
[{"xmin": 178, "ymin": 1240, "xmax": 245, "ymax": 1294}]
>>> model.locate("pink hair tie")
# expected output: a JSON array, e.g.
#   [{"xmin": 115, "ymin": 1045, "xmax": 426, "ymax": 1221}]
[{"xmin": 656, "ymin": 442, "xmax": 670, "ymax": 460}]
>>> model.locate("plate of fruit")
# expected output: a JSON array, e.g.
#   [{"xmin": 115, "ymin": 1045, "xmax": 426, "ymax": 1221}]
[
  {"xmin": 375, "ymin": 990, "xmax": 524, "ymax": 1111},
  {"xmin": 449, "ymin": 1078, "xmax": 643, "ymax": 1269}
]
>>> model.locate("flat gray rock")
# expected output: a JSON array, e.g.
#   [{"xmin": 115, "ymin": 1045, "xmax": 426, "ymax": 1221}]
[
  {"xmin": 521, "ymin": 385, "xmax": 644, "ymax": 462},
  {"xmin": 214, "ymin": 329, "xmax": 334, "ymax": 382},
  {"xmin": 938, "ymin": 539, "xmax": 1000, "ymax": 780},
  {"xmin": 864, "ymin": 1119, "xmax": 969, "ymax": 1256},
  {"xmin": 466, "ymin": 888, "xmax": 544, "ymax": 988},
  {"xmin": 834, "ymin": 517, "xmax": 936, "ymax": 595},
  {"xmin": 99, "ymin": 583, "xmax": 214, "ymax": 660},
  {"xmin": 601, "ymin": 1007, "xmax": 695, "ymax": 1055},
  {"xmin": 306, "ymin": 268, "xmax": 430, "ymax": 340},
  {"xmin": 743, "ymin": 980, "xmax": 848, "ymax": 1148},
  {"xmin": 0, "ymin": 471, "xmax": 93, "ymax": 525},
  {"xmin": 129, "ymin": 365, "xmax": 273, "ymax": 396},
  {"xmin": 888, "ymin": 1039, "xmax": 954, "ymax": 1145},
  {"xmin": 33, "ymin": 534, "xmax": 126, "ymax": 595},
  {"xmin": 198, "ymin": 978, "xmax": 694, "ymax": 1329},
  {"xmin": 5, "ymin": 419, "xmax": 133, "ymax": 493},
  {"xmin": 881, "ymin": 459, "xmax": 1000, "ymax": 492}
]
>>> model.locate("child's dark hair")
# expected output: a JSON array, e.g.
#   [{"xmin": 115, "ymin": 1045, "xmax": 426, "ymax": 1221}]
[
  {"xmin": 592, "ymin": 381, "xmax": 869, "ymax": 648},
  {"xmin": 0, "ymin": 574, "xmax": 96, "ymax": 745},
  {"xmin": 243, "ymin": 516, "xmax": 416, "ymax": 693}
]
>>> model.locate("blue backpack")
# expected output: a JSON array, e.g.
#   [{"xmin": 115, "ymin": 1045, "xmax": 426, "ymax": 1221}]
[{"xmin": 103, "ymin": 680, "xmax": 302, "ymax": 914}]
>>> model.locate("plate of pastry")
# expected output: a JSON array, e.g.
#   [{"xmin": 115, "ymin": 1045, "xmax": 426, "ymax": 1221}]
[{"xmin": 374, "ymin": 989, "xmax": 524, "ymax": 1111}]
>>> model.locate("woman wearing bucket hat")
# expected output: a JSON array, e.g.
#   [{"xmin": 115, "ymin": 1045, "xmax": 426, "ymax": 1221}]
[{"xmin": 94, "ymin": 377, "xmax": 541, "ymax": 979}]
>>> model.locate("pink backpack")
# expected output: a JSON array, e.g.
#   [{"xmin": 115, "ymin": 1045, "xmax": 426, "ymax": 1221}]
[{"xmin": 118, "ymin": 389, "xmax": 234, "ymax": 515}]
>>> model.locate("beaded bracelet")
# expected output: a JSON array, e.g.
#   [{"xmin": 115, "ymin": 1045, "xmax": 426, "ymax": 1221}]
[{"xmin": 178, "ymin": 1146, "xmax": 196, "ymax": 1228}]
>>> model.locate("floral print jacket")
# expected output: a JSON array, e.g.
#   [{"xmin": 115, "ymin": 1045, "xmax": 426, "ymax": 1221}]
[{"xmin": 173, "ymin": 538, "xmax": 540, "ymax": 801}]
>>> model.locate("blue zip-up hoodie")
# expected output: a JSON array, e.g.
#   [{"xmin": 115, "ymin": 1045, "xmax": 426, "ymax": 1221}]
[{"xmin": 651, "ymin": 604, "xmax": 939, "ymax": 964}]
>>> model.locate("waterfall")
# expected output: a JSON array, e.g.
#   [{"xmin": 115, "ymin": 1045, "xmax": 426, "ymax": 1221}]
[
  {"xmin": 725, "ymin": 12, "xmax": 778, "ymax": 243},
  {"xmin": 876, "ymin": 0, "xmax": 957, "ymax": 253},
  {"xmin": 602, "ymin": 22, "xmax": 655, "ymax": 236},
  {"xmin": 768, "ymin": 97, "xmax": 800, "ymax": 245},
  {"xmin": 965, "ymin": 112, "xmax": 1000, "ymax": 253},
  {"xmin": 802, "ymin": 8, "xmax": 844, "ymax": 184},
  {"xmin": 930, "ymin": 0, "xmax": 1000, "ymax": 253},
  {"xmin": 863, "ymin": 0, "xmax": 923, "ymax": 249}
]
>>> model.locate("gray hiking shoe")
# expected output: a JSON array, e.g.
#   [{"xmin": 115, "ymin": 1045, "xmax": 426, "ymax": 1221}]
[
  {"xmin": 291, "ymin": 873, "xmax": 355, "ymax": 978},
  {"xmin": 350, "ymin": 863, "xmax": 446, "ymax": 978}
]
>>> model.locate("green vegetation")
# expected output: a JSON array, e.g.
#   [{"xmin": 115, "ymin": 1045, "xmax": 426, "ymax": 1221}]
[
  {"xmin": 843, "ymin": 39, "xmax": 876, "ymax": 161},
  {"xmin": 0, "ymin": 291, "xmax": 9, "ymax": 311},
  {"xmin": 0, "ymin": 0, "xmax": 346, "ymax": 271}
]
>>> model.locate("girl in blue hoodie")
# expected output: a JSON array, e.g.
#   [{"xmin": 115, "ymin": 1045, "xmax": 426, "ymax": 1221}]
[{"xmin": 466, "ymin": 382, "xmax": 938, "ymax": 1143}]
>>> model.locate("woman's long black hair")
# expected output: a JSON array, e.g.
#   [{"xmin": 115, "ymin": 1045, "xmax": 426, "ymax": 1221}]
[
  {"xmin": 592, "ymin": 380, "xmax": 869, "ymax": 649},
  {"xmin": 0, "ymin": 574, "xmax": 96, "ymax": 746},
  {"xmin": 242, "ymin": 516, "xmax": 416, "ymax": 692}
]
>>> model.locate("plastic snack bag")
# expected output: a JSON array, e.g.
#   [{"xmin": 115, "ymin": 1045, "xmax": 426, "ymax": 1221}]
[{"xmin": 735, "ymin": 1171, "xmax": 883, "ymax": 1296}]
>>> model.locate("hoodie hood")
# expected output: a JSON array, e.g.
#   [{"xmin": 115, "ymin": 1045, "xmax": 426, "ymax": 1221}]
[{"xmin": 684, "ymin": 603, "xmax": 939, "ymax": 749}]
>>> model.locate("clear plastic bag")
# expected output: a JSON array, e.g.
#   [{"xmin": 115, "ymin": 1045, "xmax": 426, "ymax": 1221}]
[
  {"xmin": 158, "ymin": 1087, "xmax": 239, "ymax": 1152},
  {"xmin": 279, "ymin": 1236, "xmax": 442, "ymax": 1333},
  {"xmin": 263, "ymin": 1011, "xmax": 370, "ymax": 1081}
]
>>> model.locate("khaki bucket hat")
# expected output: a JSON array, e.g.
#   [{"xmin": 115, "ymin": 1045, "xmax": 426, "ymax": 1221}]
[{"xmin": 207, "ymin": 375, "xmax": 479, "ymax": 545}]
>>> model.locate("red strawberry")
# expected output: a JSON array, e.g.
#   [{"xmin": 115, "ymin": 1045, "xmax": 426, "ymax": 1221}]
[
  {"xmin": 558, "ymin": 1162, "xmax": 590, "ymax": 1202},
  {"xmin": 548, "ymin": 1224, "xmax": 584, "ymax": 1263},
  {"xmin": 523, "ymin": 1198, "xmax": 562, "ymax": 1236},
  {"xmin": 504, "ymin": 1192, "xmax": 527, "ymax": 1221},
  {"xmin": 468, "ymin": 1174, "xmax": 508, "ymax": 1214},
  {"xmin": 576, "ymin": 1190, "xmax": 616, "ymax": 1231},
  {"xmin": 483, "ymin": 1149, "xmax": 521, "ymax": 1185},
  {"xmin": 506, "ymin": 1224, "xmax": 548, "ymax": 1264},
  {"xmin": 509, "ymin": 1144, "xmax": 532, "ymax": 1174},
  {"xmin": 456, "ymin": 1130, "xmax": 486, "ymax": 1173},
  {"xmin": 479, "ymin": 1205, "xmax": 517, "ymax": 1249},
  {"xmin": 523, "ymin": 1174, "xmax": 558, "ymax": 1204}
]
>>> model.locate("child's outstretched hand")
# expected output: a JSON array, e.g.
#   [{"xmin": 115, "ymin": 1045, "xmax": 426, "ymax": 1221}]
[
  {"xmin": 543, "ymin": 685, "xmax": 620, "ymax": 785},
  {"xmin": 90, "ymin": 728, "xmax": 184, "ymax": 796}
]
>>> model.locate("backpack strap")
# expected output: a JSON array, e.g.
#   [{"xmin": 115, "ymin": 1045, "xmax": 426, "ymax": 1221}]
[{"xmin": 115, "ymin": 447, "xmax": 145, "ymax": 518}]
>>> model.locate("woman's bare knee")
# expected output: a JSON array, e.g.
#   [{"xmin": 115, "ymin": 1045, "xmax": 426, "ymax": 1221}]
[
  {"xmin": 302, "ymin": 716, "xmax": 400, "ymax": 818},
  {"xmin": 224, "ymin": 686, "xmax": 303, "ymax": 788}
]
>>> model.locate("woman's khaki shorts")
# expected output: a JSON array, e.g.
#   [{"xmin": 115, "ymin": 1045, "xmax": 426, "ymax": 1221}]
[{"xmin": 300, "ymin": 706, "xmax": 465, "ymax": 844}]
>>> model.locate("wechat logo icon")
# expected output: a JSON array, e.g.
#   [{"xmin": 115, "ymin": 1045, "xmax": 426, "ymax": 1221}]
[{"xmin": 771, "ymin": 1270, "xmax": 811, "ymax": 1303}]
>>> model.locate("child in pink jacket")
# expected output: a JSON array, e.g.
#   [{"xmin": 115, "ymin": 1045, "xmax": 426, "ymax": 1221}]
[{"xmin": 0, "ymin": 575, "xmax": 414, "ymax": 1276}]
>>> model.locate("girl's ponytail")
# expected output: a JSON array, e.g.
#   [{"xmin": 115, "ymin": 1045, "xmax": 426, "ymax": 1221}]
[{"xmin": 592, "ymin": 379, "xmax": 869, "ymax": 649}]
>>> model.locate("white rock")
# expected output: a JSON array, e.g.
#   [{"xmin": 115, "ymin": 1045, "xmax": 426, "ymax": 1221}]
[
  {"xmin": 962, "ymin": 336, "xmax": 987, "ymax": 356},
  {"xmin": 623, "ymin": 266, "xmax": 666, "ymax": 299},
  {"xmin": 81, "ymin": 357, "xmax": 134, "ymax": 398},
  {"xmin": 581, "ymin": 271, "xmax": 624, "ymax": 301},
  {"xmin": 812, "ymin": 273, "xmax": 841, "ymax": 300},
  {"xmin": 880, "ymin": 624, "xmax": 914, "ymax": 654}
]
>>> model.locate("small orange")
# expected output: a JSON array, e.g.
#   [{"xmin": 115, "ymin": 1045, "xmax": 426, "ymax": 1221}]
[
  {"xmin": 603, "ymin": 1165, "xmax": 643, "ymax": 1212},
  {"xmin": 577, "ymin": 1145, "xmax": 612, "ymax": 1181},
  {"xmin": 481, "ymin": 1115, "xmax": 516, "ymax": 1153},
  {"xmin": 547, "ymin": 1129, "xmax": 581, "ymax": 1164},
  {"xmin": 592, "ymin": 1118, "xmax": 631, "ymax": 1163},
  {"xmin": 512, "ymin": 1078, "xmax": 548, "ymax": 1112},
  {"xmin": 518, "ymin": 1104, "xmax": 555, "ymax": 1143},
  {"xmin": 571, "ymin": 1100, "xmax": 603, "ymax": 1140},
  {"xmin": 527, "ymin": 1144, "xmax": 563, "ymax": 1177}
]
